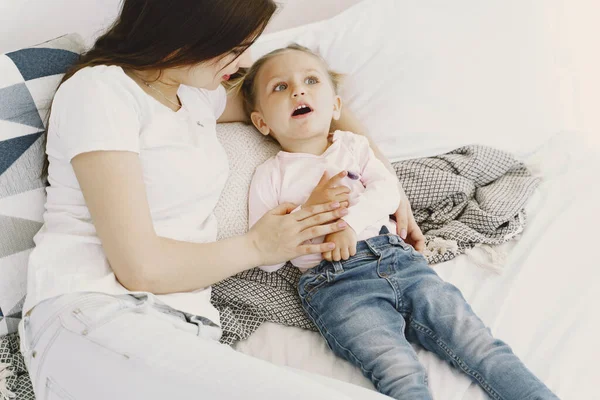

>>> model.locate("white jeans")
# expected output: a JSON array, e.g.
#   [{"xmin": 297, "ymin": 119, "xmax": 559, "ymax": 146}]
[{"xmin": 19, "ymin": 292, "xmax": 390, "ymax": 400}]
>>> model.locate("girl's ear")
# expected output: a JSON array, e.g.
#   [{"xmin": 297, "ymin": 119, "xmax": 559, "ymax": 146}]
[
  {"xmin": 250, "ymin": 111, "xmax": 271, "ymax": 136},
  {"xmin": 332, "ymin": 95, "xmax": 342, "ymax": 121}
]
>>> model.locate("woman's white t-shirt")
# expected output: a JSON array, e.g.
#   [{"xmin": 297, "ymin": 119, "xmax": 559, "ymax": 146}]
[{"xmin": 23, "ymin": 65, "xmax": 229, "ymax": 325}]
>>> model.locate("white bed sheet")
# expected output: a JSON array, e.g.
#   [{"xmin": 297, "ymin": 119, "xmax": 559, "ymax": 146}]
[{"xmin": 234, "ymin": 130, "xmax": 600, "ymax": 399}]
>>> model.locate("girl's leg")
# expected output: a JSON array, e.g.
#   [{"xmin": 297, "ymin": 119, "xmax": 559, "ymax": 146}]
[
  {"xmin": 299, "ymin": 259, "xmax": 432, "ymax": 400},
  {"xmin": 396, "ymin": 254, "xmax": 560, "ymax": 400},
  {"xmin": 19, "ymin": 292, "xmax": 390, "ymax": 400}
]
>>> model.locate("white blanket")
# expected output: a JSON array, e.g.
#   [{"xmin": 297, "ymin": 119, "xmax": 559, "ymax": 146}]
[{"xmin": 234, "ymin": 130, "xmax": 600, "ymax": 399}]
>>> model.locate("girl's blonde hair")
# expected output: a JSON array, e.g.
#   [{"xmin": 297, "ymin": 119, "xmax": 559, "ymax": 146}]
[{"xmin": 225, "ymin": 43, "xmax": 344, "ymax": 119}]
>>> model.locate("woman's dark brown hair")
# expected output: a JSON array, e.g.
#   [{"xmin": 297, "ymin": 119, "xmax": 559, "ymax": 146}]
[{"xmin": 42, "ymin": 0, "xmax": 277, "ymax": 177}]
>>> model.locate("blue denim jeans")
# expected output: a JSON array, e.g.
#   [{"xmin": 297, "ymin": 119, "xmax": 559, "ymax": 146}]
[{"xmin": 298, "ymin": 228, "xmax": 558, "ymax": 400}]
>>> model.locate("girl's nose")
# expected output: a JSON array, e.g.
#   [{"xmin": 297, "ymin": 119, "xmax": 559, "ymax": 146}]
[{"xmin": 293, "ymin": 90, "xmax": 305, "ymax": 97}]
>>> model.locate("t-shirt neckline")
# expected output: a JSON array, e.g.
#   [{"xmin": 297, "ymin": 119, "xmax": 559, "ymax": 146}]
[{"xmin": 118, "ymin": 66, "xmax": 188, "ymax": 115}]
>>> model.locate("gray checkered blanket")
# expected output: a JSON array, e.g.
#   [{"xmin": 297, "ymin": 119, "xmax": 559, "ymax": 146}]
[
  {"xmin": 0, "ymin": 334, "xmax": 33, "ymax": 400},
  {"xmin": 211, "ymin": 145, "xmax": 540, "ymax": 345}
]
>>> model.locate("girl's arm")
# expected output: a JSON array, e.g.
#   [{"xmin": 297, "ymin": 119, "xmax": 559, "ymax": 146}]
[
  {"xmin": 331, "ymin": 107, "xmax": 400, "ymax": 182},
  {"xmin": 71, "ymin": 151, "xmax": 349, "ymax": 294},
  {"xmin": 332, "ymin": 107, "xmax": 426, "ymax": 251},
  {"xmin": 340, "ymin": 134, "xmax": 402, "ymax": 235},
  {"xmin": 248, "ymin": 163, "xmax": 287, "ymax": 273}
]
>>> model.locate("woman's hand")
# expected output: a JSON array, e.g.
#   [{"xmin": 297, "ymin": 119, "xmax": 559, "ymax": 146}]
[
  {"xmin": 303, "ymin": 171, "xmax": 351, "ymax": 209},
  {"xmin": 322, "ymin": 226, "xmax": 358, "ymax": 262},
  {"xmin": 394, "ymin": 191, "xmax": 425, "ymax": 252},
  {"xmin": 248, "ymin": 201, "xmax": 349, "ymax": 266}
]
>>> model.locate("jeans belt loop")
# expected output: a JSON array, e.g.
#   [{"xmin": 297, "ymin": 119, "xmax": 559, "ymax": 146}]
[{"xmin": 332, "ymin": 260, "xmax": 344, "ymax": 274}]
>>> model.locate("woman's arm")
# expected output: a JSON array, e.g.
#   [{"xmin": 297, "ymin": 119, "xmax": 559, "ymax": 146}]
[
  {"xmin": 217, "ymin": 49, "xmax": 253, "ymax": 124},
  {"xmin": 217, "ymin": 86, "xmax": 249, "ymax": 124},
  {"xmin": 72, "ymin": 151, "xmax": 349, "ymax": 294}
]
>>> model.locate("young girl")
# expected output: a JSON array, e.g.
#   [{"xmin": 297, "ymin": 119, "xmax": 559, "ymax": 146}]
[{"xmin": 240, "ymin": 44, "xmax": 559, "ymax": 400}]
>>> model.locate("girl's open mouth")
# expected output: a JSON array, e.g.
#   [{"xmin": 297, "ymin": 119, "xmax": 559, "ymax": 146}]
[{"xmin": 291, "ymin": 104, "xmax": 313, "ymax": 118}]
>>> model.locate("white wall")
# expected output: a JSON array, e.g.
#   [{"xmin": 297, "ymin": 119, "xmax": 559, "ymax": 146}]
[
  {"xmin": 0, "ymin": 0, "xmax": 361, "ymax": 53},
  {"xmin": 264, "ymin": 0, "xmax": 362, "ymax": 33},
  {"xmin": 558, "ymin": 0, "xmax": 600, "ymax": 145},
  {"xmin": 1, "ymin": 0, "xmax": 597, "ymax": 139},
  {"xmin": 0, "ymin": 0, "xmax": 123, "ymax": 52}
]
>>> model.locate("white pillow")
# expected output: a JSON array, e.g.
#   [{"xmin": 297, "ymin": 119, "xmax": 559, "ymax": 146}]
[
  {"xmin": 213, "ymin": 123, "xmax": 281, "ymax": 240},
  {"xmin": 251, "ymin": 0, "xmax": 573, "ymax": 162}
]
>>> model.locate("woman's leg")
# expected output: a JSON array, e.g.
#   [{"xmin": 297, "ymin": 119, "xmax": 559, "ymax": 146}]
[
  {"xmin": 19, "ymin": 292, "xmax": 390, "ymax": 400},
  {"xmin": 396, "ymin": 253, "xmax": 560, "ymax": 400}
]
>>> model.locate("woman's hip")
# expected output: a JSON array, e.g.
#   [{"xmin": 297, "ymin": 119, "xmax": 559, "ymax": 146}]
[{"xmin": 19, "ymin": 292, "xmax": 220, "ymax": 391}]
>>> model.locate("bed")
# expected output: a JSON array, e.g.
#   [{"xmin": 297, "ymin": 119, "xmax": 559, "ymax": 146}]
[
  {"xmin": 232, "ymin": 129, "xmax": 599, "ymax": 399},
  {"xmin": 221, "ymin": 1, "xmax": 600, "ymax": 398},
  {"xmin": 1, "ymin": 1, "xmax": 598, "ymax": 399}
]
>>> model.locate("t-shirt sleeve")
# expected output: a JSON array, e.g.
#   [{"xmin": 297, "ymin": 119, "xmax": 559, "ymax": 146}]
[
  {"xmin": 48, "ymin": 70, "xmax": 141, "ymax": 162},
  {"xmin": 340, "ymin": 131, "xmax": 401, "ymax": 235},
  {"xmin": 248, "ymin": 160, "xmax": 287, "ymax": 273}
]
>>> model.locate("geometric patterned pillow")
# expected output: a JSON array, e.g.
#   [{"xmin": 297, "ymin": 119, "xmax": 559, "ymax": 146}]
[{"xmin": 0, "ymin": 34, "xmax": 85, "ymax": 336}]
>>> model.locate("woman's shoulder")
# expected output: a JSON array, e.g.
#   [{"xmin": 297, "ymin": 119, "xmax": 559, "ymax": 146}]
[
  {"xmin": 55, "ymin": 65, "xmax": 141, "ymax": 107},
  {"xmin": 62, "ymin": 65, "xmax": 131, "ymax": 89}
]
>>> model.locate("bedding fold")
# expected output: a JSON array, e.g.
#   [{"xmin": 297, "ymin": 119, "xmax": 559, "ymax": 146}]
[{"xmin": 212, "ymin": 145, "xmax": 540, "ymax": 345}]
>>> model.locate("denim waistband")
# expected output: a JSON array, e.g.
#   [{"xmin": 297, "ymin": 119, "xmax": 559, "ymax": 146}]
[
  {"xmin": 355, "ymin": 224, "xmax": 411, "ymax": 254},
  {"xmin": 356, "ymin": 232, "xmax": 408, "ymax": 254},
  {"xmin": 310, "ymin": 226, "xmax": 412, "ymax": 274}
]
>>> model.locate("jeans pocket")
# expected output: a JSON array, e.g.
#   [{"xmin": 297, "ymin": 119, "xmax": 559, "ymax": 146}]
[
  {"xmin": 298, "ymin": 273, "xmax": 328, "ymax": 297},
  {"xmin": 341, "ymin": 252, "xmax": 378, "ymax": 270},
  {"xmin": 62, "ymin": 295, "xmax": 131, "ymax": 336},
  {"xmin": 44, "ymin": 376, "xmax": 75, "ymax": 400}
]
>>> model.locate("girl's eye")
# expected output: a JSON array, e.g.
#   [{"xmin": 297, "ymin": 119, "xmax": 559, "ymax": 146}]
[
  {"xmin": 306, "ymin": 76, "xmax": 319, "ymax": 84},
  {"xmin": 274, "ymin": 83, "xmax": 288, "ymax": 92}
]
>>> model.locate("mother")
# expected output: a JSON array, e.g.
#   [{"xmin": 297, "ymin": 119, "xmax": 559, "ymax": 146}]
[{"xmin": 19, "ymin": 1, "xmax": 424, "ymax": 399}]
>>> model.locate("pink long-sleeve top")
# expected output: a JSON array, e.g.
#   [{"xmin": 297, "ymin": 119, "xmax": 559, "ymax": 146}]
[{"xmin": 248, "ymin": 130, "xmax": 400, "ymax": 272}]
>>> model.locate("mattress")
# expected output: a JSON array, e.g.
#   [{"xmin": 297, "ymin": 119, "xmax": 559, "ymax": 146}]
[{"xmin": 234, "ymin": 130, "xmax": 600, "ymax": 399}]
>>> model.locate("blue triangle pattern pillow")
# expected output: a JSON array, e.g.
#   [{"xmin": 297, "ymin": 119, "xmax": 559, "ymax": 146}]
[{"xmin": 0, "ymin": 34, "xmax": 85, "ymax": 336}]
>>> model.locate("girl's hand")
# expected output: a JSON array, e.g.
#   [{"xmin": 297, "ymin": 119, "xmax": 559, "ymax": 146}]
[
  {"xmin": 303, "ymin": 171, "xmax": 351, "ymax": 209},
  {"xmin": 394, "ymin": 192, "xmax": 425, "ymax": 252},
  {"xmin": 322, "ymin": 226, "xmax": 358, "ymax": 262},
  {"xmin": 248, "ymin": 201, "xmax": 349, "ymax": 266}
]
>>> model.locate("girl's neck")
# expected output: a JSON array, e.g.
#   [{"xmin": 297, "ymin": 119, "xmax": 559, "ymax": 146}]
[{"xmin": 280, "ymin": 133, "xmax": 333, "ymax": 156}]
